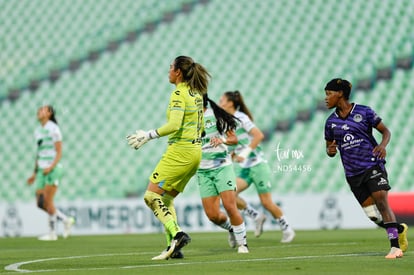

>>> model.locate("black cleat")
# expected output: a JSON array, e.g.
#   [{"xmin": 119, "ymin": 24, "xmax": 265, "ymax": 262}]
[
  {"xmin": 170, "ymin": 249, "xmax": 184, "ymax": 259},
  {"xmin": 172, "ymin": 231, "xmax": 191, "ymax": 253}
]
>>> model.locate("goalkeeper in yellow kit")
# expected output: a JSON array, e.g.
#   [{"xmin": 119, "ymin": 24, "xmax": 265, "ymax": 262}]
[{"xmin": 127, "ymin": 56, "xmax": 210, "ymax": 260}]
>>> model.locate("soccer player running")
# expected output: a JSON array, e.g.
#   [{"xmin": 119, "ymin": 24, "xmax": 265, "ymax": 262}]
[
  {"xmin": 127, "ymin": 56, "xmax": 210, "ymax": 260},
  {"xmin": 197, "ymin": 93, "xmax": 249, "ymax": 253},
  {"xmin": 324, "ymin": 78, "xmax": 408, "ymax": 259},
  {"xmin": 27, "ymin": 105, "xmax": 75, "ymax": 241},
  {"xmin": 219, "ymin": 91, "xmax": 295, "ymax": 243}
]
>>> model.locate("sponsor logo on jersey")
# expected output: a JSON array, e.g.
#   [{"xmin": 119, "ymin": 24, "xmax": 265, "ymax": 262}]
[
  {"xmin": 205, "ymin": 119, "xmax": 215, "ymax": 129},
  {"xmin": 343, "ymin": 133, "xmax": 354, "ymax": 142},
  {"xmin": 341, "ymin": 133, "xmax": 364, "ymax": 150}
]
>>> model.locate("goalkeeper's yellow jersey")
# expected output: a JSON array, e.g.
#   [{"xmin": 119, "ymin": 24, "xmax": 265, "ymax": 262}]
[{"xmin": 157, "ymin": 82, "xmax": 204, "ymax": 146}]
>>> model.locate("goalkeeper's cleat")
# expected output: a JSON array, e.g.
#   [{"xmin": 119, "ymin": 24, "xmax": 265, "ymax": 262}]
[
  {"xmin": 254, "ymin": 213, "xmax": 266, "ymax": 237},
  {"xmin": 151, "ymin": 247, "xmax": 184, "ymax": 260},
  {"xmin": 171, "ymin": 249, "xmax": 184, "ymax": 259},
  {"xmin": 398, "ymin": 223, "xmax": 408, "ymax": 252},
  {"xmin": 171, "ymin": 231, "xmax": 191, "ymax": 254},
  {"xmin": 385, "ymin": 247, "xmax": 403, "ymax": 259},
  {"xmin": 281, "ymin": 228, "xmax": 295, "ymax": 243},
  {"xmin": 228, "ymin": 229, "xmax": 237, "ymax": 248},
  {"xmin": 38, "ymin": 232, "xmax": 58, "ymax": 241},
  {"xmin": 63, "ymin": 217, "xmax": 75, "ymax": 239},
  {"xmin": 152, "ymin": 231, "xmax": 191, "ymax": 260},
  {"xmin": 237, "ymin": 245, "xmax": 249, "ymax": 254},
  {"xmin": 151, "ymin": 248, "xmax": 170, "ymax": 260}
]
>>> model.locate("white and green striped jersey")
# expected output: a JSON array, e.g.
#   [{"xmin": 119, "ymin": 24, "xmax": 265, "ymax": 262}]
[
  {"xmin": 35, "ymin": 121, "xmax": 62, "ymax": 169},
  {"xmin": 232, "ymin": 111, "xmax": 265, "ymax": 168},
  {"xmin": 199, "ymin": 108, "xmax": 232, "ymax": 170}
]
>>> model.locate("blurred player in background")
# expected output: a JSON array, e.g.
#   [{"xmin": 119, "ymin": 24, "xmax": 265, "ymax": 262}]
[
  {"xmin": 324, "ymin": 78, "xmax": 408, "ymax": 259},
  {"xmin": 197, "ymin": 93, "xmax": 249, "ymax": 253},
  {"xmin": 27, "ymin": 105, "xmax": 74, "ymax": 241},
  {"xmin": 127, "ymin": 56, "xmax": 210, "ymax": 260},
  {"xmin": 219, "ymin": 91, "xmax": 295, "ymax": 243}
]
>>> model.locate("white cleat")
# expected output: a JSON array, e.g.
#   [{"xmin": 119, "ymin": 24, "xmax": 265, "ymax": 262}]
[
  {"xmin": 151, "ymin": 231, "xmax": 191, "ymax": 260},
  {"xmin": 281, "ymin": 228, "xmax": 295, "ymax": 243},
  {"xmin": 151, "ymin": 246, "xmax": 184, "ymax": 260},
  {"xmin": 38, "ymin": 233, "xmax": 58, "ymax": 241},
  {"xmin": 237, "ymin": 245, "xmax": 249, "ymax": 253},
  {"xmin": 228, "ymin": 229, "xmax": 237, "ymax": 248},
  {"xmin": 152, "ymin": 248, "xmax": 171, "ymax": 260},
  {"xmin": 254, "ymin": 213, "xmax": 266, "ymax": 237},
  {"xmin": 63, "ymin": 217, "xmax": 75, "ymax": 239}
]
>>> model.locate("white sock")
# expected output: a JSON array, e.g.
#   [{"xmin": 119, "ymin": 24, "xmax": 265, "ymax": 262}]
[
  {"xmin": 49, "ymin": 214, "xmax": 57, "ymax": 233},
  {"xmin": 218, "ymin": 218, "xmax": 232, "ymax": 231},
  {"xmin": 56, "ymin": 209, "xmax": 68, "ymax": 222},
  {"xmin": 232, "ymin": 222, "xmax": 247, "ymax": 246},
  {"xmin": 243, "ymin": 204, "xmax": 259, "ymax": 220},
  {"xmin": 277, "ymin": 215, "xmax": 290, "ymax": 231}
]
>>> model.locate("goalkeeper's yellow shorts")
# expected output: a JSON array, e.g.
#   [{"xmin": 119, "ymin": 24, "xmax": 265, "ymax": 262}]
[{"xmin": 149, "ymin": 143, "xmax": 202, "ymax": 193}]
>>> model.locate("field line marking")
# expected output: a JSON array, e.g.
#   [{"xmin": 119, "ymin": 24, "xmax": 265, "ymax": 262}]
[
  {"xmin": 4, "ymin": 251, "xmax": 380, "ymax": 273},
  {"xmin": 4, "ymin": 253, "xmax": 144, "ymax": 273},
  {"xmin": 122, "ymin": 252, "xmax": 381, "ymax": 269}
]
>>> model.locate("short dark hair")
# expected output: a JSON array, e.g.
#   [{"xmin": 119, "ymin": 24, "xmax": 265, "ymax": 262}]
[{"xmin": 324, "ymin": 78, "xmax": 352, "ymax": 100}]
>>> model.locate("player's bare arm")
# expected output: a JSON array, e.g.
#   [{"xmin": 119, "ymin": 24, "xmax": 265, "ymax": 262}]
[{"xmin": 373, "ymin": 122, "xmax": 391, "ymax": 159}]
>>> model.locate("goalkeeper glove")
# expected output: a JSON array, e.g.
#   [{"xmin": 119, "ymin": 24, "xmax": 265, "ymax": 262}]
[{"xmin": 126, "ymin": 129, "xmax": 159, "ymax": 150}]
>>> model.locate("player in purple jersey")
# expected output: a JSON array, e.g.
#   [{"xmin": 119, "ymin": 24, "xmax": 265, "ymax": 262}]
[{"xmin": 324, "ymin": 78, "xmax": 408, "ymax": 259}]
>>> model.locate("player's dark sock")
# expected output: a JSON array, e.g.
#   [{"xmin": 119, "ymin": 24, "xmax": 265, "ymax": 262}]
[
  {"xmin": 376, "ymin": 221, "xmax": 386, "ymax": 229},
  {"xmin": 384, "ymin": 222, "xmax": 400, "ymax": 248},
  {"xmin": 397, "ymin": 223, "xmax": 405, "ymax": 234},
  {"xmin": 379, "ymin": 221, "xmax": 404, "ymax": 234}
]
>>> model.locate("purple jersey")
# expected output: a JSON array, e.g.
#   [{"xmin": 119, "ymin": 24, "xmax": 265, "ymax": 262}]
[{"xmin": 324, "ymin": 104, "xmax": 385, "ymax": 177}]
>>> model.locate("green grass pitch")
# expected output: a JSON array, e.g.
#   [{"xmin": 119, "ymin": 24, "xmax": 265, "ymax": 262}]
[{"xmin": 1, "ymin": 229, "xmax": 412, "ymax": 274}]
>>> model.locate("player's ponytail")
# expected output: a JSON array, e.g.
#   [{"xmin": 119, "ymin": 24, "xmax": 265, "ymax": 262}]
[
  {"xmin": 224, "ymin": 90, "xmax": 254, "ymax": 121},
  {"xmin": 174, "ymin": 56, "xmax": 211, "ymax": 95},
  {"xmin": 47, "ymin": 105, "xmax": 58, "ymax": 124},
  {"xmin": 203, "ymin": 94, "xmax": 237, "ymax": 135}
]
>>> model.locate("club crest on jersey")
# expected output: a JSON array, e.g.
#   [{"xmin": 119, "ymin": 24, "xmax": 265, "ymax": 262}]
[{"xmin": 353, "ymin": 114, "xmax": 363, "ymax": 122}]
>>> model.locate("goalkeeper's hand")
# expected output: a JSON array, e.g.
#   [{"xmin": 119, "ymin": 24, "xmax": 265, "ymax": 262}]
[{"xmin": 126, "ymin": 129, "xmax": 159, "ymax": 150}]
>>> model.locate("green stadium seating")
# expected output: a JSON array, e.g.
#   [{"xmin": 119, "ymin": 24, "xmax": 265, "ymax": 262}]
[
  {"xmin": 0, "ymin": 0, "xmax": 195, "ymax": 98},
  {"xmin": 0, "ymin": 0, "xmax": 413, "ymax": 202}
]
